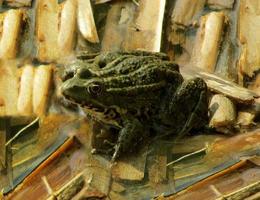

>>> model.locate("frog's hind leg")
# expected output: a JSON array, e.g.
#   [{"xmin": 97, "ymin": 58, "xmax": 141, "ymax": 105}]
[{"xmin": 170, "ymin": 77, "xmax": 208, "ymax": 139}]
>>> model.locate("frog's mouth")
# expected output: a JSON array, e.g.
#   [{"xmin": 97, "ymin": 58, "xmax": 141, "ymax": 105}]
[
  {"xmin": 62, "ymin": 93, "xmax": 105, "ymax": 112},
  {"xmin": 62, "ymin": 93, "xmax": 122, "ymax": 128}
]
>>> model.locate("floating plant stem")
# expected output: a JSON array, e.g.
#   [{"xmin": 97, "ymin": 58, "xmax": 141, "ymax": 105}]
[{"xmin": 5, "ymin": 117, "xmax": 39, "ymax": 147}]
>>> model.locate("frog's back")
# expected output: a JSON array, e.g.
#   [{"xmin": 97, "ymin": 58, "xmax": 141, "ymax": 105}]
[
  {"xmin": 79, "ymin": 51, "xmax": 179, "ymax": 76},
  {"xmin": 72, "ymin": 50, "xmax": 184, "ymax": 112}
]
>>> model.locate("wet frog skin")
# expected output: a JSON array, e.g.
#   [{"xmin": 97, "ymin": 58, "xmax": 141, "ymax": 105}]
[{"xmin": 61, "ymin": 51, "xmax": 208, "ymax": 161}]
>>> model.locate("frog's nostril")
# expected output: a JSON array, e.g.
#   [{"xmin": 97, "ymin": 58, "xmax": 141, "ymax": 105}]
[
  {"xmin": 99, "ymin": 61, "xmax": 106, "ymax": 68},
  {"xmin": 62, "ymin": 71, "xmax": 75, "ymax": 81}
]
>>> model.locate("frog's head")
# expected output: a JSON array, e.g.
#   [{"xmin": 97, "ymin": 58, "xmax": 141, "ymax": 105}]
[
  {"xmin": 61, "ymin": 76, "xmax": 105, "ymax": 110},
  {"xmin": 61, "ymin": 63, "xmax": 123, "ymax": 124}
]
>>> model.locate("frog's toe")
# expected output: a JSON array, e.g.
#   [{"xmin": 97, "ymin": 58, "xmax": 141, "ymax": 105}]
[
  {"xmin": 111, "ymin": 143, "xmax": 122, "ymax": 162},
  {"xmin": 103, "ymin": 139, "xmax": 116, "ymax": 147},
  {"xmin": 91, "ymin": 147, "xmax": 115, "ymax": 156}
]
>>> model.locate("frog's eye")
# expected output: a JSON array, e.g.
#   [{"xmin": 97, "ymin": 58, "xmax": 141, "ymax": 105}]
[{"xmin": 87, "ymin": 82, "xmax": 102, "ymax": 95}]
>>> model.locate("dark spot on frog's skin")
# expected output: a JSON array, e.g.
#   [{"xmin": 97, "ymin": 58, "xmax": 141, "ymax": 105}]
[
  {"xmin": 104, "ymin": 108, "xmax": 119, "ymax": 120},
  {"xmin": 78, "ymin": 68, "xmax": 92, "ymax": 79},
  {"xmin": 98, "ymin": 61, "xmax": 107, "ymax": 68},
  {"xmin": 128, "ymin": 109, "xmax": 140, "ymax": 117}
]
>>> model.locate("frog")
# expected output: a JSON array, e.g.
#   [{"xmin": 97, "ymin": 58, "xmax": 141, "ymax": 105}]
[{"xmin": 61, "ymin": 51, "xmax": 209, "ymax": 161}]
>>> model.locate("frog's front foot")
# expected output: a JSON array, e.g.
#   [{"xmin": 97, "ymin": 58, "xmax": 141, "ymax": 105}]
[
  {"xmin": 91, "ymin": 146, "xmax": 115, "ymax": 156},
  {"xmin": 111, "ymin": 118, "xmax": 145, "ymax": 162}
]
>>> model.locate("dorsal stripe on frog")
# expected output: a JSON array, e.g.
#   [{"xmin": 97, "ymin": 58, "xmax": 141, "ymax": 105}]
[
  {"xmin": 91, "ymin": 51, "xmax": 169, "ymax": 66},
  {"xmin": 86, "ymin": 56, "xmax": 163, "ymax": 77},
  {"xmin": 80, "ymin": 61, "xmax": 181, "ymax": 90}
]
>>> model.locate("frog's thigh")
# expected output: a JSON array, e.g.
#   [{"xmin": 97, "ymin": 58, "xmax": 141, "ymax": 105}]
[{"xmin": 171, "ymin": 77, "xmax": 208, "ymax": 136}]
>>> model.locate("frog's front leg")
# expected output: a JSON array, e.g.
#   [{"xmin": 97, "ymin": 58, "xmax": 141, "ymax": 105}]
[{"xmin": 112, "ymin": 117, "xmax": 145, "ymax": 162}]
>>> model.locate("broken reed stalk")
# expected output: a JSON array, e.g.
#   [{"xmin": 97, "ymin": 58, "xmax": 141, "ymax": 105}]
[
  {"xmin": 191, "ymin": 11, "xmax": 226, "ymax": 72},
  {"xmin": 58, "ymin": 0, "xmax": 77, "ymax": 55},
  {"xmin": 0, "ymin": 9, "xmax": 23, "ymax": 59},
  {"xmin": 94, "ymin": 0, "xmax": 112, "ymax": 4},
  {"xmin": 167, "ymin": 147, "xmax": 207, "ymax": 167},
  {"xmin": 209, "ymin": 94, "xmax": 237, "ymax": 134},
  {"xmin": 12, "ymin": 137, "xmax": 74, "ymax": 188},
  {"xmin": 207, "ymin": 0, "xmax": 235, "ymax": 9},
  {"xmin": 44, "ymin": 172, "xmax": 85, "ymax": 200},
  {"xmin": 36, "ymin": 0, "xmax": 59, "ymax": 62},
  {"xmin": 5, "ymin": 117, "xmax": 39, "ymax": 147},
  {"xmin": 17, "ymin": 65, "xmax": 34, "ymax": 115},
  {"xmin": 77, "ymin": 0, "xmax": 99, "ymax": 43},
  {"xmin": 42, "ymin": 176, "xmax": 54, "ymax": 197},
  {"xmin": 181, "ymin": 66, "xmax": 259, "ymax": 104},
  {"xmin": 169, "ymin": 0, "xmax": 206, "ymax": 45},
  {"xmin": 238, "ymin": 0, "xmax": 260, "ymax": 82},
  {"xmin": 171, "ymin": 0, "xmax": 206, "ymax": 27},
  {"xmin": 174, "ymin": 160, "xmax": 248, "ymax": 196},
  {"xmin": 216, "ymin": 180, "xmax": 260, "ymax": 200},
  {"xmin": 32, "ymin": 65, "xmax": 53, "ymax": 116}
]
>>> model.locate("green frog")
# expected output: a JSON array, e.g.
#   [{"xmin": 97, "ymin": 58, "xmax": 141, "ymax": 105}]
[{"xmin": 61, "ymin": 51, "xmax": 208, "ymax": 161}]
